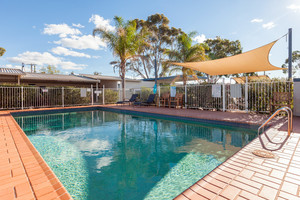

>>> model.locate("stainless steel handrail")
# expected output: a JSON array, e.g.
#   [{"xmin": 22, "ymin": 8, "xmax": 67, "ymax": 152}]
[{"xmin": 257, "ymin": 107, "xmax": 293, "ymax": 151}]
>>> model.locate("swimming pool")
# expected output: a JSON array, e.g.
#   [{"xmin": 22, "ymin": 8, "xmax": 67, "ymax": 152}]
[{"xmin": 14, "ymin": 109, "xmax": 256, "ymax": 200}]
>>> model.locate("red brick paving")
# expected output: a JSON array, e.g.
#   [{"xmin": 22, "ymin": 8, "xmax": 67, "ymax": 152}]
[
  {"xmin": 1, "ymin": 105, "xmax": 300, "ymax": 200},
  {"xmin": 0, "ymin": 111, "xmax": 72, "ymax": 200}
]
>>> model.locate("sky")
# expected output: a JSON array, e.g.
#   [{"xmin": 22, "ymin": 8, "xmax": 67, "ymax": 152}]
[{"xmin": 0, "ymin": 0, "xmax": 300, "ymax": 78}]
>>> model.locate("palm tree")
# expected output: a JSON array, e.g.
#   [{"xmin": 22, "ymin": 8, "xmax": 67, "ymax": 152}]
[
  {"xmin": 165, "ymin": 32, "xmax": 207, "ymax": 85},
  {"xmin": 0, "ymin": 47, "xmax": 6, "ymax": 57},
  {"xmin": 93, "ymin": 16, "xmax": 142, "ymax": 100}
]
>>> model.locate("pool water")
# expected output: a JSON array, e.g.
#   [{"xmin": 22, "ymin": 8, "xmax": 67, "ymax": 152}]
[{"xmin": 15, "ymin": 110, "xmax": 256, "ymax": 200}]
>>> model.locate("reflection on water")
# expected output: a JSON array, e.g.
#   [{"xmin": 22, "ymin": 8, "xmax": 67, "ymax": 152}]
[{"xmin": 15, "ymin": 110, "xmax": 256, "ymax": 200}]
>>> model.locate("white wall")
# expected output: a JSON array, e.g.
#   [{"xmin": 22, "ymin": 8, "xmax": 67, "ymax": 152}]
[
  {"xmin": 124, "ymin": 80, "xmax": 155, "ymax": 89},
  {"xmin": 294, "ymin": 80, "xmax": 300, "ymax": 116}
]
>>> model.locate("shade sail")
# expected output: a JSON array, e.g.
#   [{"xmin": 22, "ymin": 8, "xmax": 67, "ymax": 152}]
[{"xmin": 172, "ymin": 40, "xmax": 283, "ymax": 76}]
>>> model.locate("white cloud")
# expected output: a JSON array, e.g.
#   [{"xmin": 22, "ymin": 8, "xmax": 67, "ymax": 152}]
[
  {"xmin": 75, "ymin": 139, "xmax": 111, "ymax": 156},
  {"xmin": 89, "ymin": 14, "xmax": 115, "ymax": 32},
  {"xmin": 287, "ymin": 4, "xmax": 300, "ymax": 12},
  {"xmin": 7, "ymin": 51, "xmax": 86, "ymax": 70},
  {"xmin": 43, "ymin": 24, "xmax": 82, "ymax": 38},
  {"xmin": 54, "ymin": 35, "xmax": 107, "ymax": 50},
  {"xmin": 193, "ymin": 34, "xmax": 206, "ymax": 43},
  {"xmin": 251, "ymin": 18, "xmax": 263, "ymax": 23},
  {"xmin": 262, "ymin": 22, "xmax": 276, "ymax": 29},
  {"xmin": 3, "ymin": 64, "xmax": 22, "ymax": 69},
  {"xmin": 72, "ymin": 23, "xmax": 84, "ymax": 28},
  {"xmin": 51, "ymin": 47, "xmax": 91, "ymax": 58},
  {"xmin": 96, "ymin": 156, "xmax": 113, "ymax": 172}
]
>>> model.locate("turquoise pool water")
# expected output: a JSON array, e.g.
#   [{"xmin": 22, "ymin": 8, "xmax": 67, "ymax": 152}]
[{"xmin": 14, "ymin": 110, "xmax": 256, "ymax": 200}]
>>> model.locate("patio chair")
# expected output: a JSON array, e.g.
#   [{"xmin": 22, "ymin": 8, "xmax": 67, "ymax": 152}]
[
  {"xmin": 169, "ymin": 93, "xmax": 184, "ymax": 108},
  {"xmin": 134, "ymin": 94, "xmax": 156, "ymax": 106},
  {"xmin": 116, "ymin": 94, "xmax": 138, "ymax": 106},
  {"xmin": 159, "ymin": 93, "xmax": 170, "ymax": 107},
  {"xmin": 270, "ymin": 92, "xmax": 292, "ymax": 113}
]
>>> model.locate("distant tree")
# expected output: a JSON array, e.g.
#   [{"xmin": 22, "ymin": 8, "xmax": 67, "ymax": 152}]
[
  {"xmin": 282, "ymin": 50, "xmax": 300, "ymax": 77},
  {"xmin": 40, "ymin": 65, "xmax": 60, "ymax": 74},
  {"xmin": 93, "ymin": 71, "xmax": 102, "ymax": 75},
  {"xmin": 164, "ymin": 32, "xmax": 208, "ymax": 85},
  {"xmin": 70, "ymin": 71, "xmax": 75, "ymax": 75},
  {"xmin": 204, "ymin": 36, "xmax": 242, "ymax": 59},
  {"xmin": 0, "ymin": 47, "xmax": 6, "ymax": 57},
  {"xmin": 133, "ymin": 13, "xmax": 184, "ymax": 78},
  {"xmin": 93, "ymin": 16, "xmax": 142, "ymax": 100}
]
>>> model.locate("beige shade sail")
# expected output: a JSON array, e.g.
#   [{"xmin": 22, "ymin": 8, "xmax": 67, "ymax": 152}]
[{"xmin": 172, "ymin": 40, "xmax": 283, "ymax": 76}]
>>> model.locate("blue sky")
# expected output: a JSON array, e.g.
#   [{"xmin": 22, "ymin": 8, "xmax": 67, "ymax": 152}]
[{"xmin": 0, "ymin": 0, "xmax": 299, "ymax": 78}]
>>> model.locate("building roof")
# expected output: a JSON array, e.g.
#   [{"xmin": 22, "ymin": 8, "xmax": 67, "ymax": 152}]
[
  {"xmin": 80, "ymin": 74, "xmax": 141, "ymax": 82},
  {"xmin": 0, "ymin": 68, "xmax": 26, "ymax": 76},
  {"xmin": 21, "ymin": 73, "xmax": 99, "ymax": 83}
]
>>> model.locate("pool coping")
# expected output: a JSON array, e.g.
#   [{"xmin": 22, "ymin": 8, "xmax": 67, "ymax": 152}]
[{"xmin": 1, "ymin": 105, "xmax": 300, "ymax": 200}]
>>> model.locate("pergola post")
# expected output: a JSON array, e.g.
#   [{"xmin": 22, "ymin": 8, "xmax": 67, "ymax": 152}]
[
  {"xmin": 17, "ymin": 75, "xmax": 21, "ymax": 85},
  {"xmin": 288, "ymin": 28, "xmax": 293, "ymax": 80},
  {"xmin": 102, "ymin": 85, "xmax": 105, "ymax": 105}
]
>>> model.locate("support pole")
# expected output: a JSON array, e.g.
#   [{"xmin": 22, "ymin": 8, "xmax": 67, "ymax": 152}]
[
  {"xmin": 96, "ymin": 82, "xmax": 99, "ymax": 103},
  {"xmin": 158, "ymin": 85, "xmax": 161, "ymax": 107},
  {"xmin": 102, "ymin": 85, "xmax": 105, "ymax": 105},
  {"xmin": 91, "ymin": 85, "xmax": 94, "ymax": 105},
  {"xmin": 154, "ymin": 58, "xmax": 158, "ymax": 87},
  {"xmin": 245, "ymin": 77, "xmax": 248, "ymax": 113},
  {"xmin": 288, "ymin": 28, "xmax": 292, "ymax": 80},
  {"xmin": 222, "ymin": 78, "xmax": 226, "ymax": 112},
  {"xmin": 62, "ymin": 87, "xmax": 64, "ymax": 107},
  {"xmin": 21, "ymin": 86, "xmax": 24, "ymax": 110},
  {"xmin": 185, "ymin": 84, "xmax": 187, "ymax": 108}
]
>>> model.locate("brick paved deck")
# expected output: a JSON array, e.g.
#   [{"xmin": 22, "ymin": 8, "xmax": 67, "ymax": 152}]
[
  {"xmin": 0, "ymin": 111, "xmax": 73, "ymax": 200},
  {"xmin": 1, "ymin": 105, "xmax": 300, "ymax": 200}
]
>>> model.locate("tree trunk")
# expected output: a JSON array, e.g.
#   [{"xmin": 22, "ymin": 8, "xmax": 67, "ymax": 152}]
[{"xmin": 121, "ymin": 60, "xmax": 126, "ymax": 101}]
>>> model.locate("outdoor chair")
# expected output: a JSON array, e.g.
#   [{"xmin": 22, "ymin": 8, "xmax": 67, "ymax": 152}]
[
  {"xmin": 116, "ymin": 94, "xmax": 138, "ymax": 106},
  {"xmin": 169, "ymin": 93, "xmax": 184, "ymax": 108},
  {"xmin": 270, "ymin": 92, "xmax": 292, "ymax": 113},
  {"xmin": 134, "ymin": 94, "xmax": 156, "ymax": 106},
  {"xmin": 159, "ymin": 93, "xmax": 170, "ymax": 107}
]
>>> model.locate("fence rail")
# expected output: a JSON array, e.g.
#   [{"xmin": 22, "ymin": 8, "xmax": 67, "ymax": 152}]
[{"xmin": 0, "ymin": 80, "xmax": 293, "ymax": 113}]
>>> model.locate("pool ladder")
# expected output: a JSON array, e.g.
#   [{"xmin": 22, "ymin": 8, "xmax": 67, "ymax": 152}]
[{"xmin": 258, "ymin": 107, "xmax": 293, "ymax": 151}]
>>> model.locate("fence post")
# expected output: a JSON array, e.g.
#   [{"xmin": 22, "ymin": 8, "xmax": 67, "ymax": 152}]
[
  {"xmin": 21, "ymin": 86, "xmax": 24, "ymax": 110},
  {"xmin": 158, "ymin": 85, "xmax": 161, "ymax": 107},
  {"xmin": 102, "ymin": 85, "xmax": 105, "ymax": 105},
  {"xmin": 62, "ymin": 87, "xmax": 64, "ymax": 107},
  {"xmin": 185, "ymin": 85, "xmax": 187, "ymax": 108},
  {"xmin": 91, "ymin": 85, "xmax": 94, "ymax": 105},
  {"xmin": 245, "ymin": 77, "xmax": 248, "ymax": 113},
  {"xmin": 222, "ymin": 78, "xmax": 226, "ymax": 112}
]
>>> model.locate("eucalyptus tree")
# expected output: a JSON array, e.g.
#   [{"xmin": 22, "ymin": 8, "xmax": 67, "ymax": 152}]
[
  {"xmin": 93, "ymin": 16, "xmax": 142, "ymax": 100},
  {"xmin": 165, "ymin": 32, "xmax": 207, "ymax": 85},
  {"xmin": 40, "ymin": 65, "xmax": 60, "ymax": 74},
  {"xmin": 132, "ymin": 14, "xmax": 184, "ymax": 78},
  {"xmin": 204, "ymin": 36, "xmax": 242, "ymax": 60},
  {"xmin": 282, "ymin": 50, "xmax": 300, "ymax": 77},
  {"xmin": 0, "ymin": 47, "xmax": 6, "ymax": 57}
]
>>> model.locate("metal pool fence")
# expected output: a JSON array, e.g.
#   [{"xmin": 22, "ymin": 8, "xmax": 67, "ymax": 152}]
[{"xmin": 0, "ymin": 80, "xmax": 293, "ymax": 113}]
